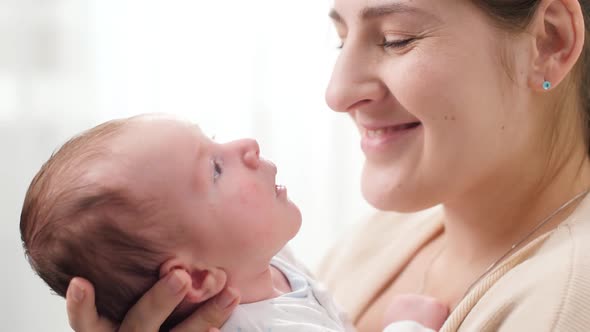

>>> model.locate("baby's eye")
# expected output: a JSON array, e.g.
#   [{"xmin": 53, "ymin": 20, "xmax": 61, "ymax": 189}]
[{"xmin": 212, "ymin": 159, "xmax": 223, "ymax": 181}]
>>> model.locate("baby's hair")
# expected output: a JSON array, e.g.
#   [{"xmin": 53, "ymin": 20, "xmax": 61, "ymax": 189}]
[{"xmin": 20, "ymin": 118, "xmax": 188, "ymax": 329}]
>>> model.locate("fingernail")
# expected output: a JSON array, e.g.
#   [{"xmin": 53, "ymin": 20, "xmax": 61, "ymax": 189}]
[
  {"xmin": 215, "ymin": 287, "xmax": 239, "ymax": 309},
  {"xmin": 70, "ymin": 283, "xmax": 85, "ymax": 303},
  {"xmin": 167, "ymin": 270, "xmax": 186, "ymax": 295}
]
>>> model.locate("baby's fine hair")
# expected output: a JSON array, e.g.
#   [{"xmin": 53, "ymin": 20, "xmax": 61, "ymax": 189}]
[{"xmin": 20, "ymin": 118, "xmax": 185, "ymax": 329}]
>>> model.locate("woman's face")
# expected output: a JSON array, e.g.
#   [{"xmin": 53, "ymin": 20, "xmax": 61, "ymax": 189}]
[{"xmin": 326, "ymin": 0, "xmax": 538, "ymax": 211}]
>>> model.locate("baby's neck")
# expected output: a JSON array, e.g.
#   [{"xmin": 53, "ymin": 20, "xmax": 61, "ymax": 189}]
[{"xmin": 227, "ymin": 264, "xmax": 292, "ymax": 304}]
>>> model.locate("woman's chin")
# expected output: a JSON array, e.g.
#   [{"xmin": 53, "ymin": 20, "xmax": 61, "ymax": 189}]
[{"xmin": 361, "ymin": 179, "xmax": 435, "ymax": 213}]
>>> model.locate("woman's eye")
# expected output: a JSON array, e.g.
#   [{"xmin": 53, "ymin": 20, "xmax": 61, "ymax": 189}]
[
  {"xmin": 379, "ymin": 38, "xmax": 414, "ymax": 49},
  {"xmin": 212, "ymin": 159, "xmax": 222, "ymax": 181}
]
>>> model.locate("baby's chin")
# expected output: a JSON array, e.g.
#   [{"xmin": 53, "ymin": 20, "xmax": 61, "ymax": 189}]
[
  {"xmin": 277, "ymin": 215, "xmax": 302, "ymax": 249},
  {"xmin": 280, "ymin": 202, "xmax": 303, "ymax": 237}
]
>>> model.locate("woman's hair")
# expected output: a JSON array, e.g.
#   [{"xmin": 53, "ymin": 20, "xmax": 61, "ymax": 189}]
[{"xmin": 472, "ymin": 0, "xmax": 590, "ymax": 155}]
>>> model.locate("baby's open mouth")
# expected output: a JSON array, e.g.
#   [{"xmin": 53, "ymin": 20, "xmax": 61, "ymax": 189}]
[{"xmin": 275, "ymin": 184, "xmax": 286, "ymax": 197}]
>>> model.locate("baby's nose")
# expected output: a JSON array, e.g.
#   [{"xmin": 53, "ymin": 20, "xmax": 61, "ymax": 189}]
[{"xmin": 241, "ymin": 139, "xmax": 260, "ymax": 169}]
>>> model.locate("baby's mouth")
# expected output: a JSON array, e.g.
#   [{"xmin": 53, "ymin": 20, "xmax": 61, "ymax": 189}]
[{"xmin": 275, "ymin": 184, "xmax": 286, "ymax": 197}]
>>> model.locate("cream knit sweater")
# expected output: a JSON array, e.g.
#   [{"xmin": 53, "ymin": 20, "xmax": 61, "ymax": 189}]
[{"xmin": 316, "ymin": 195, "xmax": 590, "ymax": 331}]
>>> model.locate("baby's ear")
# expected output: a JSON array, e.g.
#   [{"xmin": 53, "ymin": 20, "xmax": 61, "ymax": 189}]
[{"xmin": 160, "ymin": 258, "xmax": 227, "ymax": 304}]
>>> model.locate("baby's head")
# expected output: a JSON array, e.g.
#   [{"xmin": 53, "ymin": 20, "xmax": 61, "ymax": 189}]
[{"xmin": 20, "ymin": 114, "xmax": 301, "ymax": 327}]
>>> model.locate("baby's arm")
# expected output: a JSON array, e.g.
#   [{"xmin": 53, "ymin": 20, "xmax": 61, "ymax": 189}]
[{"xmin": 382, "ymin": 294, "xmax": 449, "ymax": 332}]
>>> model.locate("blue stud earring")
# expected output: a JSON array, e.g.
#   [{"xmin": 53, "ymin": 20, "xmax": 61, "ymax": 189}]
[{"xmin": 543, "ymin": 80, "xmax": 552, "ymax": 90}]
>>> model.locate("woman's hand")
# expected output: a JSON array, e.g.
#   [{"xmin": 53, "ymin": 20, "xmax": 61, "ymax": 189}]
[{"xmin": 65, "ymin": 270, "xmax": 240, "ymax": 332}]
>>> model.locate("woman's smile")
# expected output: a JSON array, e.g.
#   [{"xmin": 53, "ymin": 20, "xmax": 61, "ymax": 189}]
[{"xmin": 360, "ymin": 122, "xmax": 422, "ymax": 157}]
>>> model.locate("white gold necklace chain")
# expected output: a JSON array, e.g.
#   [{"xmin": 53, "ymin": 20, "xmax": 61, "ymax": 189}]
[
  {"xmin": 462, "ymin": 188, "xmax": 590, "ymax": 297},
  {"xmin": 418, "ymin": 188, "xmax": 590, "ymax": 299}
]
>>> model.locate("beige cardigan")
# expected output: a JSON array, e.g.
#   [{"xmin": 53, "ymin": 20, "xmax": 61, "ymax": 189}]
[{"xmin": 315, "ymin": 195, "xmax": 590, "ymax": 331}]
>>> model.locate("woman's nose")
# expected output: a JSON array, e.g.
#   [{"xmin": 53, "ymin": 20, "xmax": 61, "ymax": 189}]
[
  {"xmin": 238, "ymin": 138, "xmax": 260, "ymax": 169},
  {"xmin": 325, "ymin": 42, "xmax": 387, "ymax": 113}
]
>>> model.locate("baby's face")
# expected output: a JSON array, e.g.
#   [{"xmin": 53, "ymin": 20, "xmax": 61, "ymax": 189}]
[{"xmin": 111, "ymin": 115, "xmax": 301, "ymax": 268}]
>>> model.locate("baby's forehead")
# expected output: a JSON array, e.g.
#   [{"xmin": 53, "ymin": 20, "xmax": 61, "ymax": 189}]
[
  {"xmin": 99, "ymin": 117, "xmax": 206, "ymax": 184},
  {"xmin": 128, "ymin": 114, "xmax": 203, "ymax": 130},
  {"xmin": 108, "ymin": 117, "xmax": 196, "ymax": 144}
]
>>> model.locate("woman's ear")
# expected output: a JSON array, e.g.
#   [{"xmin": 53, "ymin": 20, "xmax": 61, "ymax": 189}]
[
  {"xmin": 160, "ymin": 258, "xmax": 227, "ymax": 303},
  {"xmin": 527, "ymin": 0, "xmax": 585, "ymax": 90}
]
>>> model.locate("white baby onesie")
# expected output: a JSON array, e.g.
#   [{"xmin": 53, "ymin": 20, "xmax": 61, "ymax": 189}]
[
  {"xmin": 220, "ymin": 256, "xmax": 350, "ymax": 331},
  {"xmin": 220, "ymin": 255, "xmax": 434, "ymax": 332}
]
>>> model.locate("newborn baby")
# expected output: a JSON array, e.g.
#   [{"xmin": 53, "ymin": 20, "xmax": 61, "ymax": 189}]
[{"xmin": 20, "ymin": 114, "xmax": 446, "ymax": 331}]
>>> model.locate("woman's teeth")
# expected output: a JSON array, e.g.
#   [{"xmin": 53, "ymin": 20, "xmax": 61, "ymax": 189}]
[
  {"xmin": 365, "ymin": 123, "xmax": 421, "ymax": 138},
  {"xmin": 366, "ymin": 129, "xmax": 387, "ymax": 138}
]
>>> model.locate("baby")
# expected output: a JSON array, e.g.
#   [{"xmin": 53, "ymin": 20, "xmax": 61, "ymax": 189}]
[{"xmin": 20, "ymin": 114, "xmax": 447, "ymax": 331}]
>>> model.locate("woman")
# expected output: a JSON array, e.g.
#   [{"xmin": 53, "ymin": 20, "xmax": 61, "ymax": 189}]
[{"xmin": 66, "ymin": 0, "xmax": 590, "ymax": 330}]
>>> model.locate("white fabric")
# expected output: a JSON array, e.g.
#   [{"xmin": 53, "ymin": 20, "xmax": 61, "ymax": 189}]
[
  {"xmin": 220, "ymin": 252, "xmax": 434, "ymax": 332},
  {"xmin": 220, "ymin": 255, "xmax": 349, "ymax": 331}
]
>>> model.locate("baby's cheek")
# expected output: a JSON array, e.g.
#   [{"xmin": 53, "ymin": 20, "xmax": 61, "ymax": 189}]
[
  {"xmin": 237, "ymin": 183, "xmax": 264, "ymax": 206},
  {"xmin": 236, "ymin": 183, "xmax": 277, "ymax": 235}
]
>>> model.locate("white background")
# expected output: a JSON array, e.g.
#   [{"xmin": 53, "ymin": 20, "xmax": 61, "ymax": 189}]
[{"xmin": 0, "ymin": 0, "xmax": 374, "ymax": 330}]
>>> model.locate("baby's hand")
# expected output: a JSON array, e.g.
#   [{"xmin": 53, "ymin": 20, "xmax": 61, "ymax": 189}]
[{"xmin": 383, "ymin": 294, "xmax": 449, "ymax": 331}]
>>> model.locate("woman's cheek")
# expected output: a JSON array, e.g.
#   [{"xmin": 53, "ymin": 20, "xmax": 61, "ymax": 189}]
[{"xmin": 396, "ymin": 55, "xmax": 457, "ymax": 119}]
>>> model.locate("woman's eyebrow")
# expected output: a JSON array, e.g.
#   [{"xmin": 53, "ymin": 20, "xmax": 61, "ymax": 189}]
[{"xmin": 329, "ymin": 2, "xmax": 439, "ymax": 24}]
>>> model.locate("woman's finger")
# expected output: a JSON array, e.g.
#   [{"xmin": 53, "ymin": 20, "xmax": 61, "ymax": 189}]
[
  {"xmin": 119, "ymin": 269, "xmax": 191, "ymax": 332},
  {"xmin": 66, "ymin": 277, "xmax": 116, "ymax": 332},
  {"xmin": 171, "ymin": 287, "xmax": 239, "ymax": 332}
]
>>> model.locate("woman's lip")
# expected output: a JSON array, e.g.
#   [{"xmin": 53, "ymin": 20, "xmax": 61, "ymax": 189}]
[
  {"xmin": 360, "ymin": 122, "xmax": 422, "ymax": 155},
  {"xmin": 361, "ymin": 122, "xmax": 421, "ymax": 132}
]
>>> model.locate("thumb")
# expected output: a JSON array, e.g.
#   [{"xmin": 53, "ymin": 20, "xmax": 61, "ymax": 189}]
[
  {"xmin": 66, "ymin": 277, "xmax": 116, "ymax": 332},
  {"xmin": 171, "ymin": 287, "xmax": 239, "ymax": 332}
]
